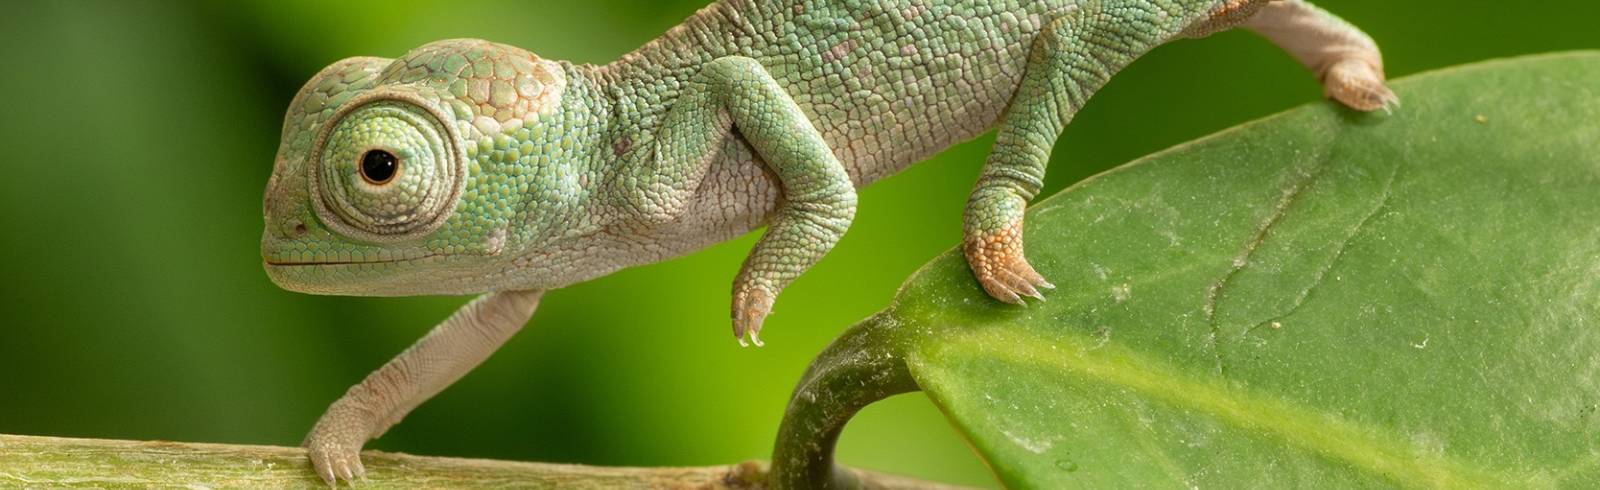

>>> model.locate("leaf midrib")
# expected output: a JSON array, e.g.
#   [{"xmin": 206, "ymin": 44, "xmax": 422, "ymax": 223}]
[{"xmin": 909, "ymin": 328, "xmax": 1533, "ymax": 489}]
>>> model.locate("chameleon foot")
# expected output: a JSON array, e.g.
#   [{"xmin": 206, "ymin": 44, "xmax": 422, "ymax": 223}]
[
  {"xmin": 1324, "ymin": 58, "xmax": 1399, "ymax": 113},
  {"xmin": 964, "ymin": 221, "xmax": 1054, "ymax": 305},
  {"xmin": 732, "ymin": 285, "xmax": 775, "ymax": 347},
  {"xmin": 303, "ymin": 400, "xmax": 372, "ymax": 486}
]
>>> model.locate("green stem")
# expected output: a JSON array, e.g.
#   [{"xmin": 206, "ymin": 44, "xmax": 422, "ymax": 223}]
[{"xmin": 769, "ymin": 313, "xmax": 923, "ymax": 490}]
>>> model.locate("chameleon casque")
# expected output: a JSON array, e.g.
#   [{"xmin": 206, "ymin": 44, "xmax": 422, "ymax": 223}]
[{"xmin": 262, "ymin": 0, "xmax": 1395, "ymax": 484}]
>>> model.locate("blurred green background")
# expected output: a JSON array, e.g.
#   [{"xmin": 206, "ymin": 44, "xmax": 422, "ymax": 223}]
[{"xmin": 0, "ymin": 1, "xmax": 1593, "ymax": 487}]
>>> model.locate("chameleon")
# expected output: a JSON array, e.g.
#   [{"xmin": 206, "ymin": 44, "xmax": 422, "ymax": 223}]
[{"xmin": 262, "ymin": 0, "xmax": 1395, "ymax": 484}]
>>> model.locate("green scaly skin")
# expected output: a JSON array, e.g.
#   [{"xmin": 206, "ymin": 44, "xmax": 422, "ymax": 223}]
[{"xmin": 261, "ymin": 0, "xmax": 1396, "ymax": 485}]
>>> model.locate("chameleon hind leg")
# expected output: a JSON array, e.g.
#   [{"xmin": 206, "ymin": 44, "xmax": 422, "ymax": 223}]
[
  {"xmin": 653, "ymin": 56, "xmax": 857, "ymax": 346},
  {"xmin": 1243, "ymin": 0, "xmax": 1397, "ymax": 112},
  {"xmin": 964, "ymin": 4, "xmax": 1190, "ymax": 304},
  {"xmin": 302, "ymin": 290, "xmax": 542, "ymax": 485},
  {"xmin": 962, "ymin": 0, "xmax": 1391, "ymax": 304}
]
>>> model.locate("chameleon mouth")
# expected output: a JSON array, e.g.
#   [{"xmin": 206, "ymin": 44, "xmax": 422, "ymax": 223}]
[
  {"xmin": 264, "ymin": 252, "xmax": 485, "ymax": 297},
  {"xmin": 263, "ymin": 255, "xmax": 437, "ymax": 267}
]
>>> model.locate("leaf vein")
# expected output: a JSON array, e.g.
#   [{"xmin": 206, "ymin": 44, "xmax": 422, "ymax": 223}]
[
  {"xmin": 1247, "ymin": 162, "xmax": 1401, "ymax": 335},
  {"xmin": 1202, "ymin": 151, "xmax": 1335, "ymax": 375}
]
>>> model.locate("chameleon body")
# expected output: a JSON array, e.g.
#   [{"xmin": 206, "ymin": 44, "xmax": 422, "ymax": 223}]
[{"xmin": 262, "ymin": 0, "xmax": 1395, "ymax": 484}]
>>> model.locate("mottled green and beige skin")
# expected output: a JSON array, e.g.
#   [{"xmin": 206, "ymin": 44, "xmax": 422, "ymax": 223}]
[{"xmin": 261, "ymin": 0, "xmax": 1394, "ymax": 484}]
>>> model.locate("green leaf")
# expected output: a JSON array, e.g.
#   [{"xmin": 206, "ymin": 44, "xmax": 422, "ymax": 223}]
[{"xmin": 770, "ymin": 52, "xmax": 1600, "ymax": 489}]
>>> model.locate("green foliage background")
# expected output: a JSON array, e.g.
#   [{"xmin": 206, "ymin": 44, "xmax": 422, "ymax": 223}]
[{"xmin": 0, "ymin": 1, "xmax": 1593, "ymax": 486}]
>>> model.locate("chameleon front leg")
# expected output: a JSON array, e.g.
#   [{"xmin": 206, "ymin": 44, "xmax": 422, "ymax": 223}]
[
  {"xmin": 651, "ymin": 56, "xmax": 857, "ymax": 346},
  {"xmin": 964, "ymin": 4, "xmax": 1189, "ymax": 304},
  {"xmin": 302, "ymin": 289, "xmax": 542, "ymax": 485},
  {"xmin": 1243, "ymin": 0, "xmax": 1397, "ymax": 112}
]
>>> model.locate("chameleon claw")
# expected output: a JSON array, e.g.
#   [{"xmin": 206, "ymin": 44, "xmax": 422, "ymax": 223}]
[
  {"xmin": 992, "ymin": 288, "xmax": 1023, "ymax": 305},
  {"xmin": 1323, "ymin": 58, "xmax": 1397, "ymax": 114},
  {"xmin": 731, "ymin": 285, "xmax": 774, "ymax": 347},
  {"xmin": 314, "ymin": 453, "xmax": 336, "ymax": 487},
  {"xmin": 337, "ymin": 463, "xmax": 356, "ymax": 486},
  {"xmin": 735, "ymin": 330, "xmax": 764, "ymax": 347},
  {"xmin": 965, "ymin": 221, "xmax": 1054, "ymax": 306},
  {"xmin": 1008, "ymin": 272, "xmax": 1045, "ymax": 302},
  {"xmin": 1023, "ymin": 287, "xmax": 1045, "ymax": 302},
  {"xmin": 1379, "ymin": 90, "xmax": 1402, "ymax": 115},
  {"xmin": 350, "ymin": 457, "xmax": 368, "ymax": 485}
]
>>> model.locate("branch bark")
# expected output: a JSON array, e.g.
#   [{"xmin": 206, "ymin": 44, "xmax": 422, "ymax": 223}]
[{"xmin": 0, "ymin": 434, "xmax": 972, "ymax": 489}]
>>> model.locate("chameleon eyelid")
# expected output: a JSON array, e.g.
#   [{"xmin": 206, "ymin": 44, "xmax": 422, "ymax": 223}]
[{"xmin": 307, "ymin": 88, "xmax": 466, "ymax": 243}]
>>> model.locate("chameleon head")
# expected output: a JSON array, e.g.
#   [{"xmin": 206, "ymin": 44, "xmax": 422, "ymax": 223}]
[{"xmin": 263, "ymin": 39, "xmax": 592, "ymax": 296}]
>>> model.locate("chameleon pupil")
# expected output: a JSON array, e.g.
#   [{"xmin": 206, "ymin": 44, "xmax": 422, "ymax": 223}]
[{"xmin": 360, "ymin": 149, "xmax": 398, "ymax": 184}]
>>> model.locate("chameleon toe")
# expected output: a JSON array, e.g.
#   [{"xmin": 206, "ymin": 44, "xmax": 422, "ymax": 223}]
[
  {"xmin": 1314, "ymin": 50, "xmax": 1396, "ymax": 113},
  {"xmin": 731, "ymin": 286, "xmax": 774, "ymax": 347},
  {"xmin": 964, "ymin": 220, "xmax": 1052, "ymax": 305}
]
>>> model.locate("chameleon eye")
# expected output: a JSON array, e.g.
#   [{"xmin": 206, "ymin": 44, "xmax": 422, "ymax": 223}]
[
  {"xmin": 311, "ymin": 98, "xmax": 463, "ymax": 242},
  {"xmin": 359, "ymin": 149, "xmax": 399, "ymax": 185}
]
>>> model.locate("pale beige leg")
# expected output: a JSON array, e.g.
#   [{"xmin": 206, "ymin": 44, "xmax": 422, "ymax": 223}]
[
  {"xmin": 1245, "ymin": 0, "xmax": 1399, "ymax": 112},
  {"xmin": 302, "ymin": 289, "xmax": 543, "ymax": 486}
]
